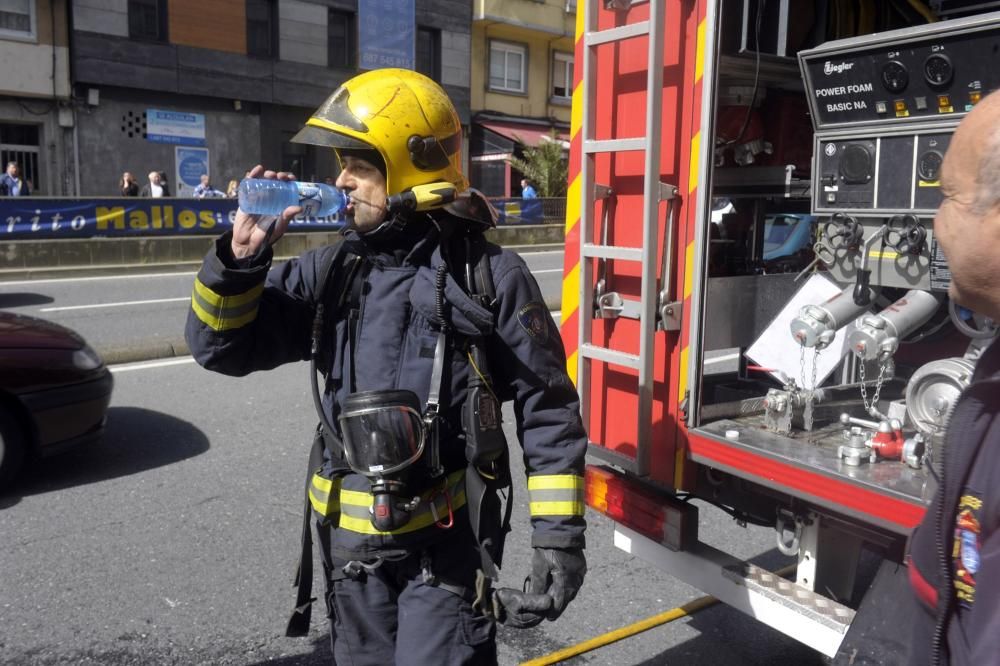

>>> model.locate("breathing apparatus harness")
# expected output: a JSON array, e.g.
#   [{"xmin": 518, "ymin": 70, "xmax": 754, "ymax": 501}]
[
  {"xmin": 286, "ymin": 202, "xmax": 513, "ymax": 636},
  {"xmin": 310, "ymin": 246, "xmax": 451, "ymax": 534}
]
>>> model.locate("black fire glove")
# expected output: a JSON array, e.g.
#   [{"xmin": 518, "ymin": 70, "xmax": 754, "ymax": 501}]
[
  {"xmin": 493, "ymin": 547, "xmax": 587, "ymax": 628},
  {"xmin": 529, "ymin": 547, "xmax": 587, "ymax": 620},
  {"xmin": 493, "ymin": 585, "xmax": 552, "ymax": 629}
]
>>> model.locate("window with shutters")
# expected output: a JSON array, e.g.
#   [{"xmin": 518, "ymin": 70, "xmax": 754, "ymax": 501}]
[{"xmin": 489, "ymin": 40, "xmax": 526, "ymax": 94}]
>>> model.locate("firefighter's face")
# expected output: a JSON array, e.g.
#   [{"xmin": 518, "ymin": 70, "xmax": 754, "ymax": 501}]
[
  {"xmin": 336, "ymin": 155, "xmax": 388, "ymax": 232},
  {"xmin": 933, "ymin": 93, "xmax": 1000, "ymax": 320}
]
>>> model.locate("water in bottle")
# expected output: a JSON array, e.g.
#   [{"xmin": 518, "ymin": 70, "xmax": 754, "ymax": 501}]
[{"xmin": 238, "ymin": 178, "xmax": 348, "ymax": 218}]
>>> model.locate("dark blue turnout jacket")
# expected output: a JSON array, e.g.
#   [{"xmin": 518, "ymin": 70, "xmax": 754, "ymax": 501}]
[
  {"xmin": 908, "ymin": 340, "xmax": 1000, "ymax": 665},
  {"xmin": 185, "ymin": 218, "xmax": 587, "ymax": 561}
]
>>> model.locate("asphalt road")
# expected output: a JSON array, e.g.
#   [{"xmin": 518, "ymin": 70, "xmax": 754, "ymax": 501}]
[
  {"xmin": 0, "ymin": 248, "xmax": 565, "ymax": 361},
  {"xmin": 0, "ymin": 249, "xmax": 822, "ymax": 664},
  {"xmin": 0, "ymin": 355, "xmax": 825, "ymax": 666}
]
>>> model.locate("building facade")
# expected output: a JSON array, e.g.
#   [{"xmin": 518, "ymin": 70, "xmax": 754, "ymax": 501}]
[
  {"xmin": 471, "ymin": 0, "xmax": 574, "ymax": 196},
  {"xmin": 0, "ymin": 0, "xmax": 73, "ymax": 195},
  {"xmin": 69, "ymin": 0, "xmax": 471, "ymax": 196}
]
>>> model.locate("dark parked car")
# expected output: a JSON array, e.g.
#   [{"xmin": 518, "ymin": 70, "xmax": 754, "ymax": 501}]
[{"xmin": 0, "ymin": 312, "xmax": 113, "ymax": 490}]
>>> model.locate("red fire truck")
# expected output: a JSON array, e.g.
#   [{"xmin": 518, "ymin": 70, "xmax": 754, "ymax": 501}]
[{"xmin": 561, "ymin": 0, "xmax": 1000, "ymax": 657}]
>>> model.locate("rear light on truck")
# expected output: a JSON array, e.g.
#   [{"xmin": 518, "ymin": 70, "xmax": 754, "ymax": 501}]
[{"xmin": 585, "ymin": 464, "xmax": 698, "ymax": 551}]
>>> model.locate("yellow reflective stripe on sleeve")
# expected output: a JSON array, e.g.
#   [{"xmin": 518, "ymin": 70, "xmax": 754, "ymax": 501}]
[
  {"xmin": 529, "ymin": 500, "xmax": 586, "ymax": 516},
  {"xmin": 190, "ymin": 278, "xmax": 264, "ymax": 331},
  {"xmin": 527, "ymin": 474, "xmax": 585, "ymax": 517},
  {"xmin": 527, "ymin": 475, "xmax": 584, "ymax": 491}
]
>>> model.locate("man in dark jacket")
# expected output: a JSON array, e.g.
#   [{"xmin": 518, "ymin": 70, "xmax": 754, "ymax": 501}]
[
  {"xmin": 185, "ymin": 69, "xmax": 587, "ymax": 666},
  {"xmin": 0, "ymin": 161, "xmax": 30, "ymax": 196},
  {"xmin": 907, "ymin": 90, "xmax": 1000, "ymax": 665},
  {"xmin": 139, "ymin": 171, "xmax": 169, "ymax": 197}
]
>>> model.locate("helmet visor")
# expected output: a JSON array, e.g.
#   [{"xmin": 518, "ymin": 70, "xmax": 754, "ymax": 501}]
[
  {"xmin": 338, "ymin": 390, "xmax": 426, "ymax": 477},
  {"xmin": 290, "ymin": 124, "xmax": 373, "ymax": 151}
]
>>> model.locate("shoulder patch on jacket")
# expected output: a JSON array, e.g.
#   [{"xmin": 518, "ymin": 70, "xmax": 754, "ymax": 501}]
[
  {"xmin": 517, "ymin": 302, "xmax": 549, "ymax": 342},
  {"xmin": 953, "ymin": 492, "xmax": 983, "ymax": 608}
]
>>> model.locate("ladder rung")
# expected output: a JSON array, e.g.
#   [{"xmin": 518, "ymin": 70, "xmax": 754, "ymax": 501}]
[
  {"xmin": 580, "ymin": 343, "xmax": 640, "ymax": 370},
  {"xmin": 583, "ymin": 243, "xmax": 642, "ymax": 261},
  {"xmin": 585, "ymin": 20, "xmax": 650, "ymax": 46},
  {"xmin": 584, "ymin": 138, "xmax": 646, "ymax": 154}
]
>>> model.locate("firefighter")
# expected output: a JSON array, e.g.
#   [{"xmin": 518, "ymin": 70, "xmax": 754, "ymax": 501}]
[
  {"xmin": 184, "ymin": 68, "xmax": 588, "ymax": 665},
  {"xmin": 907, "ymin": 89, "xmax": 1000, "ymax": 665}
]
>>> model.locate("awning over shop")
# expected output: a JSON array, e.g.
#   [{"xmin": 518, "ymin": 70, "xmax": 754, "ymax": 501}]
[{"xmin": 478, "ymin": 120, "xmax": 570, "ymax": 149}]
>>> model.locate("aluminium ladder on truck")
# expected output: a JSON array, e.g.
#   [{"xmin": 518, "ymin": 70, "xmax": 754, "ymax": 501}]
[
  {"xmin": 576, "ymin": 0, "xmax": 680, "ymax": 478},
  {"xmin": 568, "ymin": 1, "xmax": 860, "ymax": 657}
]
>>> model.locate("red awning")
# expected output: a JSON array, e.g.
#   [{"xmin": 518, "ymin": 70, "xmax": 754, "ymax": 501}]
[{"xmin": 478, "ymin": 120, "xmax": 570, "ymax": 149}]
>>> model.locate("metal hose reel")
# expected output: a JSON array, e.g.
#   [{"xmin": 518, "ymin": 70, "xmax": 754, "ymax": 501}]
[{"xmin": 904, "ymin": 357, "xmax": 975, "ymax": 435}]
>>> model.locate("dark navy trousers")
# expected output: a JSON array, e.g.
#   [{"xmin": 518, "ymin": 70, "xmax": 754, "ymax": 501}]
[{"xmin": 319, "ymin": 522, "xmax": 497, "ymax": 666}]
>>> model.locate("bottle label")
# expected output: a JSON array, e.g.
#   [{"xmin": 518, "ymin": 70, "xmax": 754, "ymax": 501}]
[{"xmin": 298, "ymin": 184, "xmax": 322, "ymax": 217}]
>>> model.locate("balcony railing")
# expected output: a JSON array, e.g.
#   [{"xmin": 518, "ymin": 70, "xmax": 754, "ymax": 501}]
[{"xmin": 488, "ymin": 197, "xmax": 565, "ymax": 225}]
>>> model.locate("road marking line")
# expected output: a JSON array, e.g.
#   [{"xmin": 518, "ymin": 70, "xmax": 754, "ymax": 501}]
[
  {"xmin": 0, "ymin": 271, "xmax": 196, "ymax": 287},
  {"xmin": 110, "ymin": 357, "xmax": 197, "ymax": 373},
  {"xmin": 40, "ymin": 297, "xmax": 190, "ymax": 312}
]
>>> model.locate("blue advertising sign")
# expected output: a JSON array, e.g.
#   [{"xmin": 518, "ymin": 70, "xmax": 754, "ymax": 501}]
[
  {"xmin": 175, "ymin": 146, "xmax": 210, "ymax": 197},
  {"xmin": 359, "ymin": 0, "xmax": 415, "ymax": 70},
  {"xmin": 146, "ymin": 109, "xmax": 206, "ymax": 146},
  {"xmin": 0, "ymin": 199, "xmax": 343, "ymax": 239}
]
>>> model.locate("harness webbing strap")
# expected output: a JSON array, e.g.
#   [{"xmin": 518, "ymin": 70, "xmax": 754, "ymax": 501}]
[
  {"xmin": 346, "ymin": 259, "xmax": 371, "ymax": 394},
  {"xmin": 285, "ymin": 426, "xmax": 327, "ymax": 637},
  {"xmin": 426, "ymin": 331, "xmax": 447, "ymax": 415}
]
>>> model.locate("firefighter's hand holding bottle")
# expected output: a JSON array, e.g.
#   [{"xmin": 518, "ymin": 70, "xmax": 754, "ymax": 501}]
[
  {"xmin": 230, "ymin": 164, "xmax": 301, "ymax": 259},
  {"xmin": 230, "ymin": 164, "xmax": 349, "ymax": 260}
]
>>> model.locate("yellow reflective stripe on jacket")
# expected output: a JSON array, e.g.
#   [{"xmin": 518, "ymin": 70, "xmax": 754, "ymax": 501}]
[
  {"xmin": 311, "ymin": 469, "xmax": 467, "ymax": 535},
  {"xmin": 527, "ymin": 474, "xmax": 585, "ymax": 517},
  {"xmin": 309, "ymin": 473, "xmax": 342, "ymax": 517},
  {"xmin": 190, "ymin": 278, "xmax": 264, "ymax": 331}
]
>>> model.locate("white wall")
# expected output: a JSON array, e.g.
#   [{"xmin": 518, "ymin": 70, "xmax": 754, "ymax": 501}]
[
  {"xmin": 0, "ymin": 42, "xmax": 70, "ymax": 97},
  {"xmin": 73, "ymin": 0, "xmax": 129, "ymax": 36}
]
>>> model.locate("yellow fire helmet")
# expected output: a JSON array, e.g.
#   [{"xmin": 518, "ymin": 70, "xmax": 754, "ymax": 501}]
[{"xmin": 291, "ymin": 68, "xmax": 468, "ymax": 198}]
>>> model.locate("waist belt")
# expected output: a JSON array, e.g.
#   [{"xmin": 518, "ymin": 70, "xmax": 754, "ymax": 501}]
[{"xmin": 309, "ymin": 468, "xmax": 467, "ymax": 535}]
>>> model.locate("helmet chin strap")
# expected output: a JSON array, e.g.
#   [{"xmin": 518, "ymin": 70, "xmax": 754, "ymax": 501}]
[{"xmin": 360, "ymin": 209, "xmax": 413, "ymax": 239}]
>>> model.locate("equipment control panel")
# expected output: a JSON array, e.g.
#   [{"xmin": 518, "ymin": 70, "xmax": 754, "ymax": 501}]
[
  {"xmin": 813, "ymin": 128, "xmax": 952, "ymax": 214},
  {"xmin": 799, "ymin": 12, "xmax": 1000, "ymax": 130}
]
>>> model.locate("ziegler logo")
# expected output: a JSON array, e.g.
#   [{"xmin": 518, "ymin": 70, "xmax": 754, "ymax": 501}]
[{"xmin": 824, "ymin": 60, "xmax": 854, "ymax": 75}]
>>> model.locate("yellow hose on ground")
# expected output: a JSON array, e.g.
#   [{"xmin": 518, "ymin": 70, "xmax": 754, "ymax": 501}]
[
  {"xmin": 520, "ymin": 595, "xmax": 719, "ymax": 666},
  {"xmin": 520, "ymin": 564, "xmax": 799, "ymax": 666}
]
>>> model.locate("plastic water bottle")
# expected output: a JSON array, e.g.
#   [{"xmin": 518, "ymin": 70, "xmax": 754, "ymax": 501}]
[{"xmin": 238, "ymin": 178, "xmax": 348, "ymax": 217}]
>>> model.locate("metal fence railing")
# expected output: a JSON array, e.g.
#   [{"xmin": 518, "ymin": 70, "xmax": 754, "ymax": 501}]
[{"xmin": 488, "ymin": 197, "xmax": 566, "ymax": 225}]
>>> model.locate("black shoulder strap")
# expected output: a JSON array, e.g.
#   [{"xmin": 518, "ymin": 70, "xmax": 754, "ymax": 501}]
[
  {"xmin": 464, "ymin": 232, "xmax": 497, "ymax": 313},
  {"xmin": 285, "ymin": 425, "xmax": 327, "ymax": 637},
  {"xmin": 458, "ymin": 231, "xmax": 514, "ymax": 580},
  {"xmin": 288, "ymin": 242, "xmax": 364, "ymax": 638}
]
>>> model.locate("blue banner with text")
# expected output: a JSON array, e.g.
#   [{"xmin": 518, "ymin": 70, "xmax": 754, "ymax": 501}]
[{"xmin": 0, "ymin": 198, "xmax": 343, "ymax": 239}]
